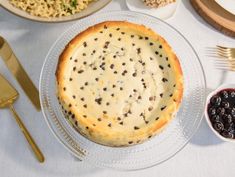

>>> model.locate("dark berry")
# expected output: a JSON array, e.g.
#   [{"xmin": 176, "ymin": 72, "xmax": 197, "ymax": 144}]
[
  {"xmin": 211, "ymin": 115, "xmax": 221, "ymax": 122},
  {"xmin": 221, "ymin": 101, "xmax": 230, "ymax": 108},
  {"xmin": 217, "ymin": 107, "xmax": 226, "ymax": 116},
  {"xmin": 210, "ymin": 96, "xmax": 221, "ymax": 106},
  {"xmin": 221, "ymin": 130, "xmax": 234, "ymax": 139},
  {"xmin": 213, "ymin": 122, "xmax": 224, "ymax": 132},
  {"xmin": 208, "ymin": 108, "xmax": 216, "ymax": 116},
  {"xmin": 231, "ymin": 108, "xmax": 235, "ymax": 117},
  {"xmin": 230, "ymin": 91, "xmax": 235, "ymax": 98},
  {"xmin": 221, "ymin": 90, "xmax": 229, "ymax": 99}
]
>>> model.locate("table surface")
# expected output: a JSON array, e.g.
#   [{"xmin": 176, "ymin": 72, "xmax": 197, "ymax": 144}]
[{"xmin": 1, "ymin": 0, "xmax": 235, "ymax": 177}]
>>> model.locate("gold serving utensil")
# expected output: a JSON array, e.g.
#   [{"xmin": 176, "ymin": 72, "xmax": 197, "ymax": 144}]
[
  {"xmin": 0, "ymin": 36, "xmax": 41, "ymax": 111},
  {"xmin": 0, "ymin": 74, "xmax": 45, "ymax": 163}
]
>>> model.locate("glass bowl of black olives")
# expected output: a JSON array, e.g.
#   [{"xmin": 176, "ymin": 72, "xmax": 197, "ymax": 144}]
[{"xmin": 205, "ymin": 84, "xmax": 235, "ymax": 142}]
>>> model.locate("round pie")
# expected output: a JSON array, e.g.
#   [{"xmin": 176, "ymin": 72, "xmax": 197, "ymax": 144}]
[{"xmin": 56, "ymin": 21, "xmax": 183, "ymax": 147}]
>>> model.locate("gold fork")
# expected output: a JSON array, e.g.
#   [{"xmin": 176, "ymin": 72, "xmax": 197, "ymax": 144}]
[
  {"xmin": 207, "ymin": 46, "xmax": 235, "ymax": 71},
  {"xmin": 216, "ymin": 45, "xmax": 235, "ymax": 59}
]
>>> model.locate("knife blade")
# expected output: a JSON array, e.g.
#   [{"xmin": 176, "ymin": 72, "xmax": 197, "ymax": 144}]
[{"xmin": 0, "ymin": 36, "xmax": 41, "ymax": 111}]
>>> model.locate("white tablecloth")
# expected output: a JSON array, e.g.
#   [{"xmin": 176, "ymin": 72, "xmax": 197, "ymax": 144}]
[{"xmin": 1, "ymin": 0, "xmax": 235, "ymax": 176}]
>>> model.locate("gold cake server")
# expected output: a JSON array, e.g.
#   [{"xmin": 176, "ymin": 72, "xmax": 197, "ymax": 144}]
[
  {"xmin": 0, "ymin": 74, "xmax": 44, "ymax": 163},
  {"xmin": 0, "ymin": 36, "xmax": 41, "ymax": 111}
]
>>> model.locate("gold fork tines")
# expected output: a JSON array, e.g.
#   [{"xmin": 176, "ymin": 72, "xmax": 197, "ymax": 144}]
[
  {"xmin": 216, "ymin": 45, "xmax": 235, "ymax": 59},
  {"xmin": 207, "ymin": 46, "xmax": 235, "ymax": 72}
]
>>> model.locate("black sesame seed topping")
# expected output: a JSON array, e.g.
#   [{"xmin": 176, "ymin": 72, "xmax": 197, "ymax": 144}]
[
  {"xmin": 94, "ymin": 38, "xmax": 98, "ymax": 41},
  {"xmin": 70, "ymin": 57, "xmax": 72, "ymax": 60},
  {"xmin": 121, "ymin": 47, "xmax": 124, "ymax": 51},
  {"xmin": 69, "ymin": 104, "xmax": 72, "ymax": 107},
  {"xmin": 155, "ymin": 117, "xmax": 159, "ymax": 120},
  {"xmin": 169, "ymin": 94, "xmax": 173, "ymax": 97},
  {"xmin": 159, "ymin": 45, "xmax": 162, "ymax": 49},
  {"xmin": 118, "ymin": 38, "xmax": 121, "ymax": 41},
  {"xmin": 149, "ymin": 42, "xmax": 153, "ymax": 46},
  {"xmin": 160, "ymin": 93, "xmax": 163, "ymax": 97},
  {"xmin": 108, "ymin": 123, "xmax": 112, "ymax": 127},
  {"xmin": 148, "ymin": 106, "xmax": 153, "ymax": 111},
  {"xmin": 109, "ymin": 33, "xmax": 112, "ymax": 37},
  {"xmin": 119, "ymin": 121, "xmax": 123, "ymax": 125},
  {"xmin": 139, "ymin": 36, "xmax": 143, "ymax": 40},
  {"xmin": 83, "ymin": 104, "xmax": 87, "ymax": 108},
  {"xmin": 155, "ymin": 51, "xmax": 159, "ymax": 55},
  {"xmin": 120, "ymin": 87, "xmax": 123, "ymax": 91},
  {"xmin": 74, "ymin": 59, "xmax": 78, "ymax": 63},
  {"xmin": 80, "ymin": 86, "xmax": 84, "ymax": 90},
  {"xmin": 103, "ymin": 111, "xmax": 107, "ymax": 114},
  {"xmin": 130, "ymin": 58, "xmax": 133, "ymax": 62},
  {"xmin": 112, "ymin": 84, "xmax": 116, "ymax": 88},
  {"xmin": 159, "ymin": 54, "xmax": 163, "ymax": 57},
  {"xmin": 161, "ymin": 106, "xmax": 166, "ymax": 111},
  {"xmin": 148, "ymin": 135, "xmax": 152, "ymax": 139},
  {"xmin": 128, "ymin": 141, "xmax": 133, "ymax": 144},
  {"xmin": 71, "ymin": 114, "xmax": 75, "ymax": 119},
  {"xmin": 111, "ymin": 93, "xmax": 114, "ymax": 97},
  {"xmin": 138, "ymin": 96, "xmax": 142, "ymax": 100},
  {"xmin": 145, "ymin": 37, "xmax": 149, "ymax": 40},
  {"xmin": 84, "ymin": 82, "xmax": 88, "ymax": 86},
  {"xmin": 150, "ymin": 57, "xmax": 153, "ymax": 60},
  {"xmin": 75, "ymin": 121, "xmax": 78, "ymax": 126},
  {"xmin": 100, "ymin": 31, "xmax": 103, "ymax": 33},
  {"xmin": 103, "ymin": 87, "xmax": 107, "ymax": 91},
  {"xmin": 116, "ymin": 28, "xmax": 120, "ymax": 31},
  {"xmin": 104, "ymin": 25, "xmax": 107, "ymax": 29},
  {"xmin": 72, "ymin": 95, "xmax": 76, "ymax": 99},
  {"xmin": 166, "ymin": 57, "xmax": 169, "ymax": 61},
  {"xmin": 117, "ymin": 117, "xmax": 121, "ymax": 121},
  {"xmin": 114, "ymin": 71, "xmax": 118, "ymax": 74},
  {"xmin": 133, "ymin": 89, "xmax": 137, "ymax": 92},
  {"xmin": 137, "ymin": 48, "xmax": 141, "ymax": 54},
  {"xmin": 168, "ymin": 64, "xmax": 171, "ymax": 68},
  {"xmin": 83, "ymin": 115, "xmax": 87, "ymax": 118},
  {"xmin": 95, "ymin": 78, "xmax": 99, "ymax": 82},
  {"xmin": 82, "ymin": 53, "xmax": 86, "ymax": 56},
  {"xmin": 132, "ymin": 72, "xmax": 137, "ymax": 77},
  {"xmin": 132, "ymin": 43, "xmax": 135, "ymax": 46},
  {"xmin": 113, "ymin": 55, "xmax": 117, "ymax": 58},
  {"xmin": 122, "ymin": 62, "xmax": 126, "ymax": 66},
  {"xmin": 63, "ymin": 87, "xmax": 66, "ymax": 91},
  {"xmin": 97, "ymin": 118, "xmax": 101, "ymax": 121},
  {"xmin": 73, "ymin": 66, "xmax": 76, "ymax": 71},
  {"xmin": 81, "ymin": 97, "xmax": 85, "ymax": 101},
  {"xmin": 121, "ymin": 32, "xmax": 125, "ymax": 35},
  {"xmin": 131, "ymin": 35, "xmax": 134, "ymax": 38},
  {"xmin": 106, "ymin": 102, "xmax": 110, "ymax": 106},
  {"xmin": 86, "ymin": 126, "xmax": 89, "ymax": 129},
  {"xmin": 69, "ymin": 78, "xmax": 73, "ymax": 81}
]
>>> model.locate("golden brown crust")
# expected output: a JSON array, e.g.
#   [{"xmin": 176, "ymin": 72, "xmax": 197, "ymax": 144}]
[{"xmin": 56, "ymin": 21, "xmax": 184, "ymax": 146}]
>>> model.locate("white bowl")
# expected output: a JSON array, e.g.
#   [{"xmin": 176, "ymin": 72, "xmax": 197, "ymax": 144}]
[{"xmin": 205, "ymin": 84, "xmax": 235, "ymax": 143}]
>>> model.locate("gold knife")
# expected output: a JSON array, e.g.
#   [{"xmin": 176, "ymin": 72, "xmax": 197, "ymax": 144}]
[{"xmin": 0, "ymin": 36, "xmax": 41, "ymax": 111}]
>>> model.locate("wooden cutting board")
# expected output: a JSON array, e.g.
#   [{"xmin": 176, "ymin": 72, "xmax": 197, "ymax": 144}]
[{"xmin": 191, "ymin": 0, "xmax": 235, "ymax": 37}]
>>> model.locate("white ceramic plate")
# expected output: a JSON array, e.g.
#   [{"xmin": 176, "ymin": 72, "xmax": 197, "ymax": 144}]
[
  {"xmin": 0, "ymin": 0, "xmax": 111, "ymax": 22},
  {"xmin": 126, "ymin": 0, "xmax": 180, "ymax": 20},
  {"xmin": 215, "ymin": 0, "xmax": 235, "ymax": 15}
]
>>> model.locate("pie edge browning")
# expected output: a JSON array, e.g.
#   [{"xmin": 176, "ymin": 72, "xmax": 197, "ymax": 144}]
[{"xmin": 56, "ymin": 21, "xmax": 184, "ymax": 146}]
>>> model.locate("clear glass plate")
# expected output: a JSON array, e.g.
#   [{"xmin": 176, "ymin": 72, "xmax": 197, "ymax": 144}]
[{"xmin": 39, "ymin": 11, "xmax": 207, "ymax": 170}]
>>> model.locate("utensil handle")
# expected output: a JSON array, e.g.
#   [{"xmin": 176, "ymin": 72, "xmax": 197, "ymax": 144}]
[{"xmin": 9, "ymin": 105, "xmax": 45, "ymax": 163}]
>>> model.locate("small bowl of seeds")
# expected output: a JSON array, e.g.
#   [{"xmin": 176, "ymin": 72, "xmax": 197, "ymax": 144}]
[{"xmin": 205, "ymin": 84, "xmax": 235, "ymax": 142}]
